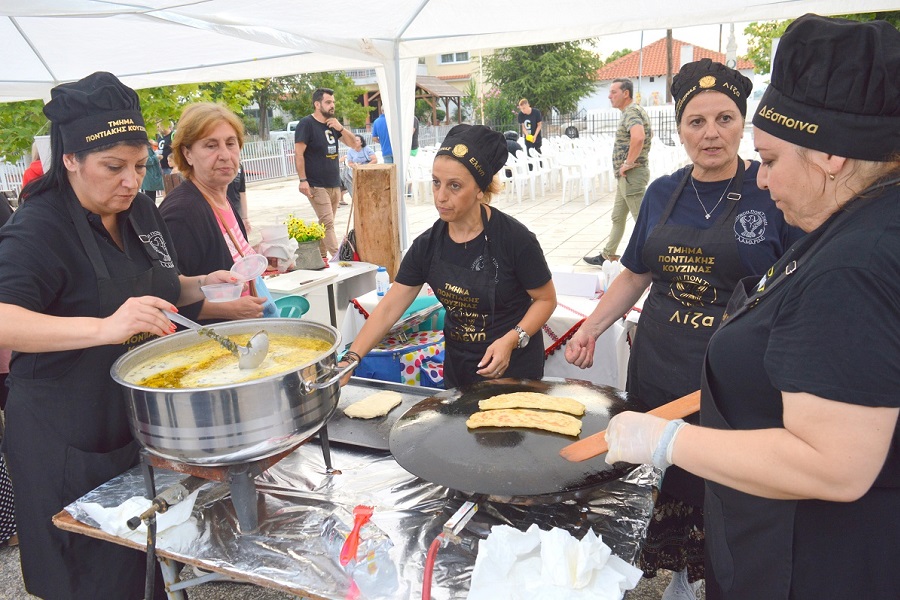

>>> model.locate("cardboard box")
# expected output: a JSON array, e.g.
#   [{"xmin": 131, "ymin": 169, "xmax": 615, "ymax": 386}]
[{"xmin": 551, "ymin": 267, "xmax": 602, "ymax": 298}]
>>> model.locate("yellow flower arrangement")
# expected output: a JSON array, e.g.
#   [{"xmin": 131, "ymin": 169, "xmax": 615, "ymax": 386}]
[{"xmin": 285, "ymin": 215, "xmax": 325, "ymax": 243}]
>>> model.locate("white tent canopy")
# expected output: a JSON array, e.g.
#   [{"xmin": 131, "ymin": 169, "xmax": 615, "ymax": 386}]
[{"xmin": 3, "ymin": 0, "xmax": 894, "ymax": 240}]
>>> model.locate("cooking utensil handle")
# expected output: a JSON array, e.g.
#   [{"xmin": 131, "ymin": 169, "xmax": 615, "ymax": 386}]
[
  {"xmin": 302, "ymin": 359, "xmax": 358, "ymax": 393},
  {"xmin": 559, "ymin": 390, "xmax": 701, "ymax": 463},
  {"xmin": 162, "ymin": 309, "xmax": 200, "ymax": 330}
]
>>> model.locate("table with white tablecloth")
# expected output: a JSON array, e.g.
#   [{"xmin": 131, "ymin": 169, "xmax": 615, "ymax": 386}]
[{"xmin": 341, "ymin": 290, "xmax": 631, "ymax": 389}]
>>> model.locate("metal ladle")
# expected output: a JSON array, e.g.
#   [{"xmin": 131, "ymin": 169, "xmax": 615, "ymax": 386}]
[{"xmin": 162, "ymin": 310, "xmax": 269, "ymax": 369}]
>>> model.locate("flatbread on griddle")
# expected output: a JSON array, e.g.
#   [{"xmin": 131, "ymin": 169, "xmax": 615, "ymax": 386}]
[
  {"xmin": 478, "ymin": 391, "xmax": 586, "ymax": 416},
  {"xmin": 466, "ymin": 409, "xmax": 582, "ymax": 437},
  {"xmin": 343, "ymin": 390, "xmax": 403, "ymax": 419}
]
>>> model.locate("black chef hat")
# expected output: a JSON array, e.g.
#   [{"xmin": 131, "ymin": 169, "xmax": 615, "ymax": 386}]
[
  {"xmin": 752, "ymin": 14, "xmax": 900, "ymax": 161},
  {"xmin": 436, "ymin": 125, "xmax": 508, "ymax": 190},
  {"xmin": 672, "ymin": 58, "xmax": 753, "ymax": 124},
  {"xmin": 43, "ymin": 71, "xmax": 147, "ymax": 154}
]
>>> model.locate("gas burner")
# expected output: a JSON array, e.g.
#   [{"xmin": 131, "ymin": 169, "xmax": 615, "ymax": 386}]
[{"xmin": 136, "ymin": 425, "xmax": 336, "ymax": 533}]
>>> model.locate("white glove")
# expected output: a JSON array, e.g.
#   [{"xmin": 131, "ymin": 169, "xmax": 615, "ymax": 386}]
[{"xmin": 605, "ymin": 412, "xmax": 687, "ymax": 469}]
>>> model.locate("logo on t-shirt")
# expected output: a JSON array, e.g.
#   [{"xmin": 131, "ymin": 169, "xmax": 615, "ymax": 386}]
[
  {"xmin": 325, "ymin": 129, "xmax": 338, "ymax": 158},
  {"xmin": 734, "ymin": 210, "xmax": 767, "ymax": 245},
  {"xmin": 139, "ymin": 231, "xmax": 175, "ymax": 269}
]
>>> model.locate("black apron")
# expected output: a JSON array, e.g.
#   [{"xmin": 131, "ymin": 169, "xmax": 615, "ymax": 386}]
[
  {"xmin": 701, "ymin": 191, "xmax": 900, "ymax": 599},
  {"xmin": 628, "ymin": 161, "xmax": 747, "ymax": 505},
  {"xmin": 428, "ymin": 205, "xmax": 544, "ymax": 389},
  {"xmin": 698, "ymin": 224, "xmax": 825, "ymax": 600},
  {"xmin": 3, "ymin": 190, "xmax": 176, "ymax": 599}
]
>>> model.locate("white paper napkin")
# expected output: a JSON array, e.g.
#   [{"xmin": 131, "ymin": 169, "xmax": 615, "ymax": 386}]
[
  {"xmin": 468, "ymin": 524, "xmax": 642, "ymax": 600},
  {"xmin": 78, "ymin": 489, "xmax": 204, "ymax": 553}
]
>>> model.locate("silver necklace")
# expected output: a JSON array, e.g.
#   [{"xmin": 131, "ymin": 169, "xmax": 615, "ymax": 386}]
[{"xmin": 690, "ymin": 175, "xmax": 734, "ymax": 219}]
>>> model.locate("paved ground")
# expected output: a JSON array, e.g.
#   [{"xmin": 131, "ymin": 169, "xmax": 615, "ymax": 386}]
[{"xmin": 0, "ymin": 174, "xmax": 706, "ymax": 599}]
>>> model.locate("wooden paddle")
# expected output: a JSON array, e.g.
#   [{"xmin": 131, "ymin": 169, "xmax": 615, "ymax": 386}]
[{"xmin": 559, "ymin": 390, "xmax": 701, "ymax": 462}]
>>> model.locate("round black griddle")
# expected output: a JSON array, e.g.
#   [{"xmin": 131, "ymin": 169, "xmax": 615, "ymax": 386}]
[{"xmin": 389, "ymin": 378, "xmax": 646, "ymax": 504}]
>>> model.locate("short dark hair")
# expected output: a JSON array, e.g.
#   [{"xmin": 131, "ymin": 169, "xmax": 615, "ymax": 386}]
[
  {"xmin": 612, "ymin": 78, "xmax": 633, "ymax": 98},
  {"xmin": 312, "ymin": 88, "xmax": 334, "ymax": 105},
  {"xmin": 357, "ymin": 135, "xmax": 367, "ymax": 148}
]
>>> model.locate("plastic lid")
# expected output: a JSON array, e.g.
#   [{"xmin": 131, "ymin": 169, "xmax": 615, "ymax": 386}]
[
  {"xmin": 377, "ymin": 266, "xmax": 387, "ymax": 271},
  {"xmin": 230, "ymin": 254, "xmax": 268, "ymax": 282}
]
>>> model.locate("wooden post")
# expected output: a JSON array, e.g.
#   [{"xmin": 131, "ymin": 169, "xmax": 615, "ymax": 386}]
[{"xmin": 352, "ymin": 164, "xmax": 401, "ymax": 279}]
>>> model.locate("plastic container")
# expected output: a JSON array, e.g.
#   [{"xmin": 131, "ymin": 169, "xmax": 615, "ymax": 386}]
[
  {"xmin": 201, "ymin": 282, "xmax": 243, "ymax": 302},
  {"xmin": 230, "ymin": 254, "xmax": 268, "ymax": 282},
  {"xmin": 274, "ymin": 295, "xmax": 310, "ymax": 319},
  {"xmin": 375, "ymin": 267, "xmax": 390, "ymax": 296}
]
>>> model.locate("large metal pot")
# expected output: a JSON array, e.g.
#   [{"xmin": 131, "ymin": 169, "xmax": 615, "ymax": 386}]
[{"xmin": 111, "ymin": 318, "xmax": 352, "ymax": 466}]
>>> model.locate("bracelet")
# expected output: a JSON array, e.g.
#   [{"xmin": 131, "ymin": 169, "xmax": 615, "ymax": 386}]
[
  {"xmin": 342, "ymin": 350, "xmax": 362, "ymax": 364},
  {"xmin": 651, "ymin": 419, "xmax": 687, "ymax": 469},
  {"xmin": 298, "ymin": 178, "xmax": 308, "ymax": 182},
  {"xmin": 623, "ymin": 161, "xmax": 634, "ymax": 168}
]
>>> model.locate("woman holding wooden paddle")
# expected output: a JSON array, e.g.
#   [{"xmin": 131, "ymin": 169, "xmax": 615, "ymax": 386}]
[
  {"xmin": 601, "ymin": 14, "xmax": 900, "ymax": 600},
  {"xmin": 566, "ymin": 57, "xmax": 802, "ymax": 599}
]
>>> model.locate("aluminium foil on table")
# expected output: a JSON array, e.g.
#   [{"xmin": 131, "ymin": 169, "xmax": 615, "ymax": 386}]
[{"xmin": 67, "ymin": 443, "xmax": 658, "ymax": 599}]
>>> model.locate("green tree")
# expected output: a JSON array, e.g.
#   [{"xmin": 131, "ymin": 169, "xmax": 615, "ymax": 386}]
[
  {"xmin": 277, "ymin": 72, "xmax": 372, "ymax": 129},
  {"xmin": 743, "ymin": 20, "xmax": 791, "ymax": 74},
  {"xmin": 482, "ymin": 40, "xmax": 602, "ymax": 117},
  {"xmin": 136, "ymin": 84, "xmax": 203, "ymax": 137},
  {"xmin": 0, "ymin": 100, "xmax": 48, "ymax": 162},
  {"xmin": 461, "ymin": 80, "xmax": 480, "ymax": 122},
  {"xmin": 602, "ymin": 49, "xmax": 632, "ymax": 66},
  {"xmin": 136, "ymin": 80, "xmax": 255, "ymax": 138},
  {"xmin": 415, "ymin": 99, "xmax": 448, "ymax": 125},
  {"xmin": 744, "ymin": 12, "xmax": 900, "ymax": 74}
]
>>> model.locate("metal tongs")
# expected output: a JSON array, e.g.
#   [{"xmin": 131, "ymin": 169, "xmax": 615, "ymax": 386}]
[{"xmin": 162, "ymin": 309, "xmax": 269, "ymax": 370}]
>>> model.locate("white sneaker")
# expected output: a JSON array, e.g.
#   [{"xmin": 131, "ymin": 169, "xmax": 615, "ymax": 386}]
[{"xmin": 661, "ymin": 568, "xmax": 702, "ymax": 600}]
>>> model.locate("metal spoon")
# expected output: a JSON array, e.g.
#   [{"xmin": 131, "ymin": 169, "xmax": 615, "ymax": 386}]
[{"xmin": 162, "ymin": 310, "xmax": 269, "ymax": 370}]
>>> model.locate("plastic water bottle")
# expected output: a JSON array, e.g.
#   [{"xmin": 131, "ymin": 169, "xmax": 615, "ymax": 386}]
[{"xmin": 375, "ymin": 267, "xmax": 390, "ymax": 296}]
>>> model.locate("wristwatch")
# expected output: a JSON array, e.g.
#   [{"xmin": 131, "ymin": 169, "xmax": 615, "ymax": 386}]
[
  {"xmin": 298, "ymin": 178, "xmax": 308, "ymax": 182},
  {"xmin": 514, "ymin": 325, "xmax": 530, "ymax": 349}
]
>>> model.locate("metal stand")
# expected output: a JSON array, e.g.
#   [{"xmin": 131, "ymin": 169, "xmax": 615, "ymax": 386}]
[
  {"xmin": 133, "ymin": 427, "xmax": 336, "ymax": 597},
  {"xmin": 138, "ymin": 426, "xmax": 335, "ymax": 533}
]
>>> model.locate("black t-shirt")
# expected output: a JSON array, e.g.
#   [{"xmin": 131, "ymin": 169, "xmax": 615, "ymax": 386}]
[
  {"xmin": 226, "ymin": 163, "xmax": 246, "ymax": 216},
  {"xmin": 704, "ymin": 185, "xmax": 900, "ymax": 597},
  {"xmin": 294, "ymin": 115, "xmax": 342, "ymax": 188},
  {"xmin": 517, "ymin": 108, "xmax": 542, "ymax": 142},
  {"xmin": 396, "ymin": 207, "xmax": 551, "ymax": 338},
  {"xmin": 0, "ymin": 188, "xmax": 181, "ymax": 377},
  {"xmin": 159, "ymin": 131, "xmax": 173, "ymax": 168}
]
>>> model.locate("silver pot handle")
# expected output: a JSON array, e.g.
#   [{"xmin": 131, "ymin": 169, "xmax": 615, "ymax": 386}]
[{"xmin": 303, "ymin": 359, "xmax": 359, "ymax": 392}]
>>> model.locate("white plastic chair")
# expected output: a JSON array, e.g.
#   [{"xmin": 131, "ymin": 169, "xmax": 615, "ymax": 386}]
[
  {"xmin": 511, "ymin": 153, "xmax": 537, "ymax": 202},
  {"xmin": 407, "ymin": 159, "xmax": 433, "ymax": 204},
  {"xmin": 557, "ymin": 150, "xmax": 599, "ymax": 205},
  {"xmin": 498, "ymin": 154, "xmax": 523, "ymax": 203},
  {"xmin": 526, "ymin": 147, "xmax": 552, "ymax": 194}
]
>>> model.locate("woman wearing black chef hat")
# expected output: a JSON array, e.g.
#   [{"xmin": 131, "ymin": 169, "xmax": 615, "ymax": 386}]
[
  {"xmin": 341, "ymin": 124, "xmax": 556, "ymax": 388},
  {"xmin": 0, "ymin": 72, "xmax": 234, "ymax": 599},
  {"xmin": 566, "ymin": 57, "xmax": 802, "ymax": 599},
  {"xmin": 604, "ymin": 14, "xmax": 900, "ymax": 599}
]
